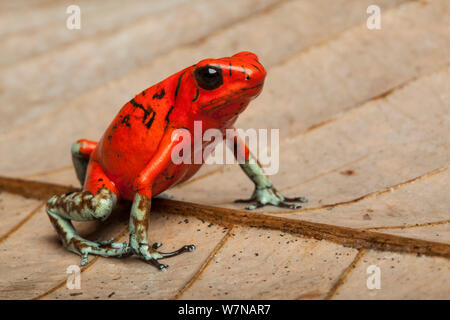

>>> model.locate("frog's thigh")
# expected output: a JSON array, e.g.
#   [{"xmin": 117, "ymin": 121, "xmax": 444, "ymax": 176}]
[
  {"xmin": 46, "ymin": 161, "xmax": 128, "ymax": 265},
  {"xmin": 48, "ymin": 160, "xmax": 120, "ymax": 222}
]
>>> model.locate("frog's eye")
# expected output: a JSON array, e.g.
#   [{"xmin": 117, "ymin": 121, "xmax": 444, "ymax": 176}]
[{"xmin": 194, "ymin": 65, "xmax": 223, "ymax": 90}]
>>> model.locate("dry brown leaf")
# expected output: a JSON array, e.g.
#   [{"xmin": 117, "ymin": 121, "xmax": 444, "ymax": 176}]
[{"xmin": 0, "ymin": 0, "xmax": 449, "ymax": 299}]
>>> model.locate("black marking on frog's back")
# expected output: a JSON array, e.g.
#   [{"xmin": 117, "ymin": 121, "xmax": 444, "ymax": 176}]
[
  {"xmin": 130, "ymin": 98, "xmax": 156, "ymax": 130},
  {"xmin": 130, "ymin": 98, "xmax": 146, "ymax": 113},
  {"xmin": 174, "ymin": 71, "xmax": 186, "ymax": 102},
  {"xmin": 145, "ymin": 111, "xmax": 156, "ymax": 129},
  {"xmin": 153, "ymin": 88, "xmax": 165, "ymax": 100},
  {"xmin": 164, "ymin": 105, "xmax": 175, "ymax": 130},
  {"xmin": 120, "ymin": 114, "xmax": 131, "ymax": 127}
]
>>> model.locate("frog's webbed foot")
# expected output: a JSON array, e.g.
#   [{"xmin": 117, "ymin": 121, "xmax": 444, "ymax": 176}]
[
  {"xmin": 131, "ymin": 240, "xmax": 196, "ymax": 271},
  {"xmin": 71, "ymin": 238, "xmax": 132, "ymax": 266},
  {"xmin": 235, "ymin": 186, "xmax": 308, "ymax": 210}
]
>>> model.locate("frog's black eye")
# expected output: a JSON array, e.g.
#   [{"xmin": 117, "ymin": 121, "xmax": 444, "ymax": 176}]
[{"xmin": 194, "ymin": 65, "xmax": 223, "ymax": 90}]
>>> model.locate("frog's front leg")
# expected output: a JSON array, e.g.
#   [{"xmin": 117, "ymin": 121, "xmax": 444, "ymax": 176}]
[
  {"xmin": 129, "ymin": 130, "xmax": 195, "ymax": 271},
  {"xmin": 46, "ymin": 161, "xmax": 131, "ymax": 266},
  {"xmin": 237, "ymin": 160, "xmax": 308, "ymax": 210},
  {"xmin": 229, "ymin": 130, "xmax": 308, "ymax": 210}
]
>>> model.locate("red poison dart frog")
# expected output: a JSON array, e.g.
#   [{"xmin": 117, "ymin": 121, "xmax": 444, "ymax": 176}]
[{"xmin": 46, "ymin": 52, "xmax": 307, "ymax": 270}]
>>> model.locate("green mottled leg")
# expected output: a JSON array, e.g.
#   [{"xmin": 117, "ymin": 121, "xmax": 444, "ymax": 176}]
[
  {"xmin": 129, "ymin": 194, "xmax": 195, "ymax": 271},
  {"xmin": 236, "ymin": 159, "xmax": 308, "ymax": 210},
  {"xmin": 46, "ymin": 189, "xmax": 132, "ymax": 266},
  {"xmin": 71, "ymin": 141, "xmax": 90, "ymax": 186}
]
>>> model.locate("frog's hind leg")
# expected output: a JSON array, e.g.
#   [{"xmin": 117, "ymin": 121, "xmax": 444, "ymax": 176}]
[
  {"xmin": 46, "ymin": 161, "xmax": 131, "ymax": 266},
  {"xmin": 71, "ymin": 139, "xmax": 97, "ymax": 186}
]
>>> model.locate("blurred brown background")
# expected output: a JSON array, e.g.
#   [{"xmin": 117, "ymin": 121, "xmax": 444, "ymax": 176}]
[{"xmin": 0, "ymin": 0, "xmax": 449, "ymax": 299}]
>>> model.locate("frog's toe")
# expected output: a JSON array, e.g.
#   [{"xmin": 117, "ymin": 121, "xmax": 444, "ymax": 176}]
[
  {"xmin": 275, "ymin": 194, "xmax": 308, "ymax": 209},
  {"xmin": 283, "ymin": 196, "xmax": 308, "ymax": 203},
  {"xmin": 277, "ymin": 202, "xmax": 302, "ymax": 209},
  {"xmin": 132, "ymin": 241, "xmax": 196, "ymax": 271},
  {"xmin": 185, "ymin": 245, "xmax": 196, "ymax": 252},
  {"xmin": 245, "ymin": 202, "xmax": 265, "ymax": 210},
  {"xmin": 240, "ymin": 189, "xmax": 308, "ymax": 210},
  {"xmin": 154, "ymin": 243, "xmax": 196, "ymax": 258},
  {"xmin": 72, "ymin": 238, "xmax": 132, "ymax": 266},
  {"xmin": 94, "ymin": 237, "xmax": 116, "ymax": 246},
  {"xmin": 152, "ymin": 242, "xmax": 163, "ymax": 249},
  {"xmin": 147, "ymin": 259, "xmax": 169, "ymax": 271},
  {"xmin": 245, "ymin": 201, "xmax": 302, "ymax": 210}
]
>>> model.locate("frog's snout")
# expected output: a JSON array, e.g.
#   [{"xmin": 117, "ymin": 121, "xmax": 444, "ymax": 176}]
[
  {"xmin": 231, "ymin": 51, "xmax": 266, "ymax": 87},
  {"xmin": 232, "ymin": 51, "xmax": 260, "ymax": 61}
]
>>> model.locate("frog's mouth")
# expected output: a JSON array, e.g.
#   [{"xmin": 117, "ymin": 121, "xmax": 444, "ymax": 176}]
[{"xmin": 199, "ymin": 83, "xmax": 264, "ymax": 113}]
